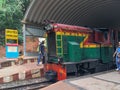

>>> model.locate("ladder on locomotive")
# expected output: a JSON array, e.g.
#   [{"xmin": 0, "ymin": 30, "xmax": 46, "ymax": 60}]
[{"xmin": 56, "ymin": 34, "xmax": 63, "ymax": 56}]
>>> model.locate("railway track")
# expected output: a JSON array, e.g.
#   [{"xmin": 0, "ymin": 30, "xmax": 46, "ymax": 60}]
[
  {"xmin": 0, "ymin": 77, "xmax": 53, "ymax": 90},
  {"xmin": 4, "ymin": 81, "xmax": 53, "ymax": 90}
]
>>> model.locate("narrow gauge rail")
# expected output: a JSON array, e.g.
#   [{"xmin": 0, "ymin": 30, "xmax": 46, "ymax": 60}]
[
  {"xmin": 4, "ymin": 81, "xmax": 52, "ymax": 90},
  {"xmin": 0, "ymin": 77, "xmax": 53, "ymax": 90}
]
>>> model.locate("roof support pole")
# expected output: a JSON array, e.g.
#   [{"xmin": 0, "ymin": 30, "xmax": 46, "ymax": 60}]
[{"xmin": 23, "ymin": 24, "xmax": 26, "ymax": 56}]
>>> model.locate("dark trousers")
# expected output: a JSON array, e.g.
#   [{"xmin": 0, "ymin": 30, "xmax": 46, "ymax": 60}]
[{"xmin": 42, "ymin": 56, "xmax": 45, "ymax": 64}]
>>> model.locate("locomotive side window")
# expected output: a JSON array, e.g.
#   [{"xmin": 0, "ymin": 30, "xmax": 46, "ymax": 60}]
[{"xmin": 94, "ymin": 31, "xmax": 104, "ymax": 43}]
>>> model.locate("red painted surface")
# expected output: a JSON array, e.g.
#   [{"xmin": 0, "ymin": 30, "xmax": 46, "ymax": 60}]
[
  {"xmin": 40, "ymin": 68, "xmax": 45, "ymax": 77},
  {"xmin": 45, "ymin": 64, "xmax": 67, "ymax": 80},
  {"xmin": 31, "ymin": 59, "xmax": 34, "ymax": 62},
  {"xmin": 94, "ymin": 30, "xmax": 112, "ymax": 45},
  {"xmin": 0, "ymin": 77, "xmax": 3, "ymax": 84},
  {"xmin": 95, "ymin": 31, "xmax": 104, "ymax": 42},
  {"xmin": 13, "ymin": 73, "xmax": 19, "ymax": 81},
  {"xmin": 52, "ymin": 23, "xmax": 92, "ymax": 33},
  {"xmin": 23, "ymin": 60, "xmax": 27, "ymax": 64},
  {"xmin": 25, "ymin": 70, "xmax": 32, "ymax": 79},
  {"xmin": 6, "ymin": 43, "xmax": 18, "ymax": 46}
]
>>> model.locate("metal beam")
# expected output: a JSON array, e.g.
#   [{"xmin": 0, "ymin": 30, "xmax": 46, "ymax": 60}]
[{"xmin": 23, "ymin": 24, "xmax": 26, "ymax": 56}]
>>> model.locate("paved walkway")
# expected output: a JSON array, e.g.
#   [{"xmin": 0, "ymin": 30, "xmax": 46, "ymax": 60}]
[
  {"xmin": 0, "ymin": 62, "xmax": 44, "ymax": 83},
  {"xmin": 42, "ymin": 70, "xmax": 120, "ymax": 90},
  {"xmin": 0, "ymin": 56, "xmax": 38, "ymax": 68}
]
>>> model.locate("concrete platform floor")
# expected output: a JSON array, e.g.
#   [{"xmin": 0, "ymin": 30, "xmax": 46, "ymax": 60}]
[
  {"xmin": 42, "ymin": 70, "xmax": 120, "ymax": 90},
  {"xmin": 0, "ymin": 62, "xmax": 44, "ymax": 84},
  {"xmin": 0, "ymin": 56, "xmax": 38, "ymax": 68}
]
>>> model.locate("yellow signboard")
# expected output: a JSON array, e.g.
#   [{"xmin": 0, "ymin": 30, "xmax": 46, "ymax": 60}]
[
  {"xmin": 6, "ymin": 29, "xmax": 18, "ymax": 35},
  {"xmin": 5, "ymin": 29, "xmax": 18, "ymax": 44},
  {"xmin": 6, "ymin": 35, "xmax": 18, "ymax": 39}
]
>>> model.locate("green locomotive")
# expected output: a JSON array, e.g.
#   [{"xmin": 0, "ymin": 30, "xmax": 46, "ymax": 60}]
[{"xmin": 44, "ymin": 23, "xmax": 114, "ymax": 81}]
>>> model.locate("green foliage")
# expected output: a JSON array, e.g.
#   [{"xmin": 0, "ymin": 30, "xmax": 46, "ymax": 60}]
[
  {"xmin": 0, "ymin": 0, "xmax": 31, "ymax": 45},
  {"xmin": 0, "ymin": 31, "xmax": 5, "ymax": 46}
]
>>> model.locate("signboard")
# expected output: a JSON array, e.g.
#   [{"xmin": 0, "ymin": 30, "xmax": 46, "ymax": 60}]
[
  {"xmin": 5, "ymin": 29, "xmax": 19, "ymax": 58},
  {"xmin": 5, "ymin": 29, "xmax": 18, "ymax": 44},
  {"xmin": 6, "ymin": 45, "xmax": 19, "ymax": 58},
  {"xmin": 7, "ymin": 46, "xmax": 17, "ymax": 52}
]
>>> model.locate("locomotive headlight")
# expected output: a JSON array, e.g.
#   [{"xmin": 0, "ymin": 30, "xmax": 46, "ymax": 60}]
[
  {"xmin": 58, "ymin": 57, "xmax": 63, "ymax": 64},
  {"xmin": 44, "ymin": 24, "xmax": 53, "ymax": 31},
  {"xmin": 58, "ymin": 58, "xmax": 60, "ymax": 62}
]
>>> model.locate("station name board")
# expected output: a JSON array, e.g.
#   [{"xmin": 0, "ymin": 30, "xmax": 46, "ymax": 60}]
[
  {"xmin": 5, "ymin": 29, "xmax": 18, "ymax": 44},
  {"xmin": 5, "ymin": 29, "xmax": 18, "ymax": 39}
]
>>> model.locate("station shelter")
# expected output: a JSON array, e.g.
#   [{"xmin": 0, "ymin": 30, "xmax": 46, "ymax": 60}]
[{"xmin": 22, "ymin": 0, "xmax": 120, "ymax": 56}]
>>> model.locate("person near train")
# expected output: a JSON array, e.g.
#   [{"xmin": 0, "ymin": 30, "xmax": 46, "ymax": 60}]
[
  {"xmin": 113, "ymin": 42, "xmax": 120, "ymax": 71},
  {"xmin": 37, "ymin": 41, "xmax": 45, "ymax": 65}
]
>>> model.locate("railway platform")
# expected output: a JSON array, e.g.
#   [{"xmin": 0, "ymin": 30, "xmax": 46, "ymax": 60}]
[
  {"xmin": 0, "ymin": 57, "xmax": 44, "ymax": 84},
  {"xmin": 0, "ymin": 56, "xmax": 38, "ymax": 68},
  {"xmin": 42, "ymin": 70, "xmax": 120, "ymax": 90}
]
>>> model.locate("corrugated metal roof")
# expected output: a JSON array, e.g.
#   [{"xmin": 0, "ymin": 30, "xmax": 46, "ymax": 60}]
[{"xmin": 23, "ymin": 0, "xmax": 120, "ymax": 28}]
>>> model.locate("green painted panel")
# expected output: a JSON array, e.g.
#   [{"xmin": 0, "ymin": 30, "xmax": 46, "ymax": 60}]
[
  {"xmin": 76, "ymin": 36, "xmax": 85, "ymax": 43},
  {"xmin": 83, "ymin": 48, "xmax": 100, "ymax": 59},
  {"xmin": 62, "ymin": 35, "xmax": 85, "ymax": 62},
  {"xmin": 68, "ymin": 42, "xmax": 82, "ymax": 62},
  {"xmin": 63, "ymin": 53, "xmax": 69, "ymax": 62},
  {"xmin": 101, "ymin": 47, "xmax": 113, "ymax": 63}
]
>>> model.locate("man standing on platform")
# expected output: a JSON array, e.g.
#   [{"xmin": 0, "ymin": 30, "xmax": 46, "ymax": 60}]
[
  {"xmin": 113, "ymin": 42, "xmax": 120, "ymax": 71},
  {"xmin": 37, "ymin": 41, "xmax": 45, "ymax": 65}
]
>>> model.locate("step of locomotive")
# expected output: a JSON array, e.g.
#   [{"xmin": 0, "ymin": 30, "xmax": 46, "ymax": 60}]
[
  {"xmin": 0, "ymin": 57, "xmax": 38, "ymax": 68},
  {"xmin": 0, "ymin": 63, "xmax": 44, "ymax": 84}
]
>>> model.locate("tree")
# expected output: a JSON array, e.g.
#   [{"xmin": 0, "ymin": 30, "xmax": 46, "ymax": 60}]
[
  {"xmin": 0, "ymin": 0, "xmax": 31, "ymax": 45},
  {"xmin": 21, "ymin": 0, "xmax": 31, "ymax": 14}
]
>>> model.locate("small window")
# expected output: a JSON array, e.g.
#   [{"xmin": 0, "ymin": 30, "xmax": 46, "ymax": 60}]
[{"xmin": 94, "ymin": 31, "xmax": 104, "ymax": 42}]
